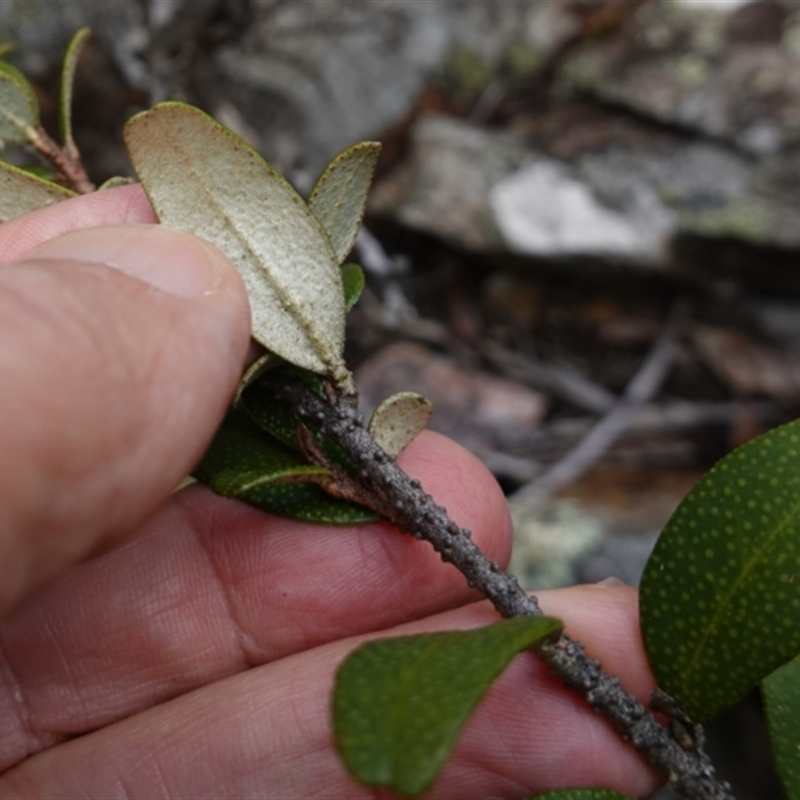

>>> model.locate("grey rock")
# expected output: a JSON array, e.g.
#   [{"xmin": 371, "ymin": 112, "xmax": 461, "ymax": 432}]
[
  {"xmin": 490, "ymin": 160, "xmax": 671, "ymax": 263},
  {"xmin": 508, "ymin": 499, "xmax": 605, "ymax": 590},
  {"xmin": 0, "ymin": 0, "xmax": 579, "ymax": 179},
  {"xmin": 369, "ymin": 115, "xmax": 533, "ymax": 251},
  {"xmin": 213, "ymin": 0, "xmax": 574, "ymax": 176},
  {"xmin": 562, "ymin": 0, "xmax": 800, "ymax": 155}
]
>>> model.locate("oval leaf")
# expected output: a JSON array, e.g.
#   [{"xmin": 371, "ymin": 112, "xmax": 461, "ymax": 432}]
[
  {"xmin": 59, "ymin": 27, "xmax": 90, "ymax": 153},
  {"xmin": 124, "ymin": 102, "xmax": 348, "ymax": 381},
  {"xmin": 368, "ymin": 391, "xmax": 433, "ymax": 458},
  {"xmin": 193, "ymin": 406, "xmax": 375, "ymax": 525},
  {"xmin": 239, "ymin": 373, "xmax": 357, "ymax": 474},
  {"xmin": 333, "ymin": 616, "xmax": 563, "ymax": 797},
  {"xmin": 528, "ymin": 791, "xmax": 634, "ymax": 800},
  {"xmin": 308, "ymin": 141, "xmax": 380, "ymax": 264},
  {"xmin": 0, "ymin": 160, "xmax": 76, "ymax": 222},
  {"xmin": 763, "ymin": 653, "xmax": 800, "ymax": 800},
  {"xmin": 640, "ymin": 419, "xmax": 800, "ymax": 721},
  {"xmin": 342, "ymin": 262, "xmax": 365, "ymax": 311},
  {"xmin": 0, "ymin": 61, "xmax": 39, "ymax": 146}
]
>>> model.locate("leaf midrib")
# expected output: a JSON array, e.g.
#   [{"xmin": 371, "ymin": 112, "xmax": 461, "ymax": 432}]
[
  {"xmin": 683, "ymin": 484, "xmax": 800, "ymax": 694},
  {"xmin": 161, "ymin": 117, "xmax": 339, "ymax": 371}
]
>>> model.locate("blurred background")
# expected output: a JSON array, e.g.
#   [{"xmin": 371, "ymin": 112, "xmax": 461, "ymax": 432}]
[{"xmin": 3, "ymin": 0, "xmax": 799, "ymax": 795}]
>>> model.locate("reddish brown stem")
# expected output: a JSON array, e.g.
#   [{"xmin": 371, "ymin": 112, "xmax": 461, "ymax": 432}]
[{"xmin": 28, "ymin": 124, "xmax": 95, "ymax": 194}]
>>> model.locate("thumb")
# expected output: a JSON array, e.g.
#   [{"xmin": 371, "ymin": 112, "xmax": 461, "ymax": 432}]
[{"xmin": 0, "ymin": 224, "xmax": 250, "ymax": 614}]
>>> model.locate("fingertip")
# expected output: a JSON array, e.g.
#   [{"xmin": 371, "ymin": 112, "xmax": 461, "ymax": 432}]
[
  {"xmin": 0, "ymin": 223, "xmax": 250, "ymax": 614},
  {"xmin": 0, "ymin": 185, "xmax": 156, "ymax": 264}
]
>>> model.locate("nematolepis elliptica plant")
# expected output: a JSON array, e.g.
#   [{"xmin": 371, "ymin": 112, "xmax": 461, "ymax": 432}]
[{"xmin": 5, "ymin": 30, "xmax": 800, "ymax": 800}]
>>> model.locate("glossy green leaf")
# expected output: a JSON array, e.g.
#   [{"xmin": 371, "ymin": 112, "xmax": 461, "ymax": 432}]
[
  {"xmin": 0, "ymin": 160, "xmax": 76, "ymax": 222},
  {"xmin": 124, "ymin": 102, "xmax": 349, "ymax": 383},
  {"xmin": 763, "ymin": 652, "xmax": 800, "ymax": 799},
  {"xmin": 334, "ymin": 616, "xmax": 562, "ymax": 797},
  {"xmin": 59, "ymin": 27, "xmax": 90, "ymax": 153},
  {"xmin": 341, "ymin": 262, "xmax": 364, "ymax": 311},
  {"xmin": 239, "ymin": 374, "xmax": 357, "ymax": 473},
  {"xmin": 641, "ymin": 419, "xmax": 800, "ymax": 721},
  {"xmin": 527, "ymin": 791, "xmax": 633, "ymax": 800},
  {"xmin": 368, "ymin": 391, "xmax": 432, "ymax": 458},
  {"xmin": 0, "ymin": 60, "xmax": 39, "ymax": 146},
  {"xmin": 193, "ymin": 406, "xmax": 375, "ymax": 525},
  {"xmin": 308, "ymin": 141, "xmax": 380, "ymax": 264}
]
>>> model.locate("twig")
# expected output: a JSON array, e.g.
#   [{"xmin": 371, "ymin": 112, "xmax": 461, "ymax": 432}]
[
  {"xmin": 273, "ymin": 368, "xmax": 734, "ymax": 800},
  {"xmin": 512, "ymin": 300, "xmax": 690, "ymax": 505},
  {"xmin": 482, "ymin": 340, "xmax": 617, "ymax": 415},
  {"xmin": 28, "ymin": 125, "xmax": 95, "ymax": 194}
]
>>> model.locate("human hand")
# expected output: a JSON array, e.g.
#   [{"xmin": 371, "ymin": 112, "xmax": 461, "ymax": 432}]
[{"xmin": 0, "ymin": 187, "xmax": 660, "ymax": 798}]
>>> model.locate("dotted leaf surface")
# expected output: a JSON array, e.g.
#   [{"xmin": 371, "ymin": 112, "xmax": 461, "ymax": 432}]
[
  {"xmin": 239, "ymin": 373, "xmax": 358, "ymax": 474},
  {"xmin": 0, "ymin": 160, "xmax": 76, "ymax": 222},
  {"xmin": 0, "ymin": 60, "xmax": 38, "ymax": 146},
  {"xmin": 763, "ymin": 652, "xmax": 800, "ymax": 799},
  {"xmin": 333, "ymin": 616, "xmax": 562, "ymax": 797},
  {"xmin": 192, "ymin": 406, "xmax": 375, "ymax": 525},
  {"xmin": 124, "ymin": 102, "xmax": 347, "ymax": 381},
  {"xmin": 527, "ymin": 791, "xmax": 633, "ymax": 800},
  {"xmin": 308, "ymin": 141, "xmax": 380, "ymax": 264},
  {"xmin": 640, "ymin": 419, "xmax": 800, "ymax": 721},
  {"xmin": 368, "ymin": 391, "xmax": 433, "ymax": 458}
]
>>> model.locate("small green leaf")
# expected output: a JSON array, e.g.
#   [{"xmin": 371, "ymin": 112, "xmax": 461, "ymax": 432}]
[
  {"xmin": 763, "ymin": 653, "xmax": 800, "ymax": 800},
  {"xmin": 341, "ymin": 262, "xmax": 365, "ymax": 311},
  {"xmin": 527, "ymin": 791, "xmax": 634, "ymax": 800},
  {"xmin": 0, "ymin": 160, "xmax": 76, "ymax": 222},
  {"xmin": 59, "ymin": 27, "xmax": 90, "ymax": 154},
  {"xmin": 239, "ymin": 373, "xmax": 357, "ymax": 474},
  {"xmin": 193, "ymin": 406, "xmax": 375, "ymax": 525},
  {"xmin": 308, "ymin": 141, "xmax": 380, "ymax": 263},
  {"xmin": 368, "ymin": 391, "xmax": 433, "ymax": 458},
  {"xmin": 333, "ymin": 616, "xmax": 563, "ymax": 797},
  {"xmin": 0, "ymin": 60, "xmax": 39, "ymax": 147},
  {"xmin": 124, "ymin": 102, "xmax": 349, "ymax": 384},
  {"xmin": 640, "ymin": 419, "xmax": 800, "ymax": 721}
]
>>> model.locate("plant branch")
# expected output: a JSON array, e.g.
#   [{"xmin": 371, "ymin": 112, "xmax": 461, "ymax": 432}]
[
  {"xmin": 273, "ymin": 370, "xmax": 734, "ymax": 800},
  {"xmin": 28, "ymin": 124, "xmax": 95, "ymax": 193}
]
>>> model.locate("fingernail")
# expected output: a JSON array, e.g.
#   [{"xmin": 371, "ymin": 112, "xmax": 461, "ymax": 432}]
[{"xmin": 19, "ymin": 224, "xmax": 228, "ymax": 297}]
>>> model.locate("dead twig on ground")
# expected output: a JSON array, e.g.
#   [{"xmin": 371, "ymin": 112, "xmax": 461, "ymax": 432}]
[{"xmin": 512, "ymin": 299, "xmax": 691, "ymax": 504}]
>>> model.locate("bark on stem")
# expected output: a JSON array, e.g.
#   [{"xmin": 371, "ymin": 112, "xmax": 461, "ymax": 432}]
[{"xmin": 275, "ymin": 372, "xmax": 734, "ymax": 800}]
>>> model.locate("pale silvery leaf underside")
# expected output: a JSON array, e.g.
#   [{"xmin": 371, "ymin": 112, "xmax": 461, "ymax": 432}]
[{"xmin": 124, "ymin": 102, "xmax": 348, "ymax": 382}]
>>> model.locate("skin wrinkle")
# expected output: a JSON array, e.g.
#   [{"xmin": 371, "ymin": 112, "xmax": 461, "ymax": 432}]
[
  {"xmin": 0, "ymin": 187, "xmax": 668, "ymax": 798},
  {"xmin": 190, "ymin": 508, "xmax": 262, "ymax": 670},
  {"xmin": 0, "ymin": 634, "xmax": 36, "ymax": 764},
  {"xmin": 0, "ymin": 510, "xmax": 240, "ymax": 769},
  {"xmin": 0, "ymin": 588, "xmax": 658, "ymax": 799}
]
